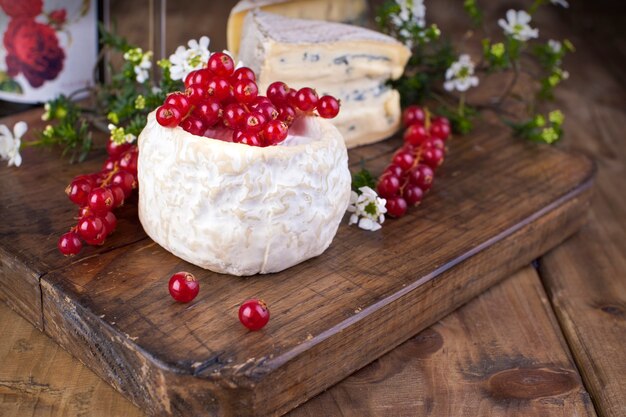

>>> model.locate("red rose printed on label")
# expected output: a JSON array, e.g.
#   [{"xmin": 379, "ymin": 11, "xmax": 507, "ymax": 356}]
[{"xmin": 1, "ymin": 5, "xmax": 66, "ymax": 89}]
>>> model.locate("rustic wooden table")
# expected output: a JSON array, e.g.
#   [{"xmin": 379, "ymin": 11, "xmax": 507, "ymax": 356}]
[{"xmin": 1, "ymin": 1, "xmax": 624, "ymax": 417}]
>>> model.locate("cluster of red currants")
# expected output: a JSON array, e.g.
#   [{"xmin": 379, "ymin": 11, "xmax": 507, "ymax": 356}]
[
  {"xmin": 168, "ymin": 271, "xmax": 269, "ymax": 331},
  {"xmin": 377, "ymin": 105, "xmax": 451, "ymax": 218},
  {"xmin": 155, "ymin": 52, "xmax": 340, "ymax": 147},
  {"xmin": 57, "ymin": 140, "xmax": 138, "ymax": 256}
]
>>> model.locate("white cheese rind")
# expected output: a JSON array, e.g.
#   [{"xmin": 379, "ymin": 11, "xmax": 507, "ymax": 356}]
[
  {"xmin": 227, "ymin": 0, "xmax": 368, "ymax": 56},
  {"xmin": 138, "ymin": 112, "xmax": 351, "ymax": 276}
]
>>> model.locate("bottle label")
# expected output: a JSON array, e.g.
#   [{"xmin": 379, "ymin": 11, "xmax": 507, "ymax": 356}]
[{"xmin": 0, "ymin": 0, "xmax": 98, "ymax": 104}]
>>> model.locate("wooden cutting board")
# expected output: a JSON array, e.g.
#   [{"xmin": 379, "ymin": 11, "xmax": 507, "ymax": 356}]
[{"xmin": 0, "ymin": 109, "xmax": 593, "ymax": 417}]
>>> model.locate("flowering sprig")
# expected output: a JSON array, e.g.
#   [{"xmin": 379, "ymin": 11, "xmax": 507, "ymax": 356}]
[
  {"xmin": 378, "ymin": 0, "xmax": 574, "ymax": 144},
  {"xmin": 169, "ymin": 36, "xmax": 211, "ymax": 81},
  {"xmin": 508, "ymin": 110, "xmax": 565, "ymax": 144}
]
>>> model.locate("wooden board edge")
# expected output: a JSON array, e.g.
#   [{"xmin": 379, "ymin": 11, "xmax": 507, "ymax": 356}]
[
  {"xmin": 0, "ymin": 245, "xmax": 44, "ymax": 330},
  {"xmin": 252, "ymin": 183, "xmax": 595, "ymax": 416}
]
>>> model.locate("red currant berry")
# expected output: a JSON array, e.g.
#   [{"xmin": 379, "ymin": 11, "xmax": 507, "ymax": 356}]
[
  {"xmin": 119, "ymin": 149, "xmax": 138, "ymax": 176},
  {"xmin": 386, "ymin": 196, "xmax": 408, "ymax": 218},
  {"xmin": 185, "ymin": 68, "xmax": 212, "ymax": 87},
  {"xmin": 77, "ymin": 215, "xmax": 105, "ymax": 240},
  {"xmin": 101, "ymin": 211, "xmax": 117, "ymax": 235},
  {"xmin": 409, "ymin": 164, "xmax": 434, "ymax": 191},
  {"xmin": 110, "ymin": 170, "xmax": 136, "ymax": 198},
  {"xmin": 277, "ymin": 105, "xmax": 296, "ymax": 126},
  {"xmin": 58, "ymin": 232, "xmax": 82, "ymax": 256},
  {"xmin": 207, "ymin": 76, "xmax": 232, "ymax": 102},
  {"xmin": 424, "ymin": 137, "xmax": 445, "ymax": 151},
  {"xmin": 84, "ymin": 231, "xmax": 106, "ymax": 246},
  {"xmin": 106, "ymin": 140, "xmax": 131, "ymax": 158},
  {"xmin": 251, "ymin": 96, "xmax": 273, "ymax": 108},
  {"xmin": 185, "ymin": 84, "xmax": 208, "ymax": 105},
  {"xmin": 223, "ymin": 103, "xmax": 246, "ymax": 129},
  {"xmin": 263, "ymin": 120, "xmax": 288, "ymax": 145},
  {"xmin": 232, "ymin": 129, "xmax": 245, "ymax": 143},
  {"xmin": 165, "ymin": 92, "xmax": 192, "ymax": 114},
  {"xmin": 392, "ymin": 151, "xmax": 415, "ymax": 171},
  {"xmin": 239, "ymin": 132, "xmax": 262, "ymax": 146},
  {"xmin": 181, "ymin": 117, "xmax": 207, "ymax": 136},
  {"xmin": 184, "ymin": 69, "xmax": 199, "ymax": 88},
  {"xmin": 233, "ymin": 79, "xmax": 259, "ymax": 104},
  {"xmin": 208, "ymin": 52, "xmax": 235, "ymax": 77},
  {"xmin": 377, "ymin": 175, "xmax": 401, "ymax": 198},
  {"xmin": 102, "ymin": 157, "xmax": 116, "ymax": 172},
  {"xmin": 87, "ymin": 187, "xmax": 114, "ymax": 215},
  {"xmin": 317, "ymin": 95, "xmax": 340, "ymax": 118},
  {"xmin": 238, "ymin": 299, "xmax": 270, "ymax": 331},
  {"xmin": 403, "ymin": 185, "xmax": 424, "ymax": 206},
  {"xmin": 169, "ymin": 272, "xmax": 200, "ymax": 303},
  {"xmin": 295, "ymin": 87, "xmax": 319, "ymax": 112},
  {"xmin": 402, "ymin": 105, "xmax": 426, "ymax": 127},
  {"xmin": 430, "ymin": 117, "xmax": 451, "ymax": 140},
  {"xmin": 109, "ymin": 185, "xmax": 125, "ymax": 208},
  {"xmin": 422, "ymin": 148, "xmax": 445, "ymax": 169},
  {"xmin": 232, "ymin": 66, "xmax": 256, "ymax": 83},
  {"xmin": 193, "ymin": 98, "xmax": 222, "ymax": 127},
  {"xmin": 287, "ymin": 88, "xmax": 298, "ymax": 108},
  {"xmin": 243, "ymin": 113, "xmax": 264, "ymax": 133},
  {"xmin": 266, "ymin": 81, "xmax": 290, "ymax": 105},
  {"xmin": 383, "ymin": 164, "xmax": 404, "ymax": 178},
  {"xmin": 65, "ymin": 177, "xmax": 93, "ymax": 206},
  {"xmin": 156, "ymin": 105, "xmax": 182, "ymax": 128},
  {"xmin": 404, "ymin": 124, "xmax": 429, "ymax": 146},
  {"xmin": 256, "ymin": 102, "xmax": 279, "ymax": 121}
]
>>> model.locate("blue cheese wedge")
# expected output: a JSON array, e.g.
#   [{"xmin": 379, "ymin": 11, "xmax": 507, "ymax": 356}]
[
  {"xmin": 227, "ymin": 0, "xmax": 369, "ymax": 56},
  {"xmin": 238, "ymin": 10, "xmax": 411, "ymax": 148}
]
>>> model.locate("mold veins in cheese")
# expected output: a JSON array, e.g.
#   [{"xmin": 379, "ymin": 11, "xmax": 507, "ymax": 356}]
[
  {"xmin": 237, "ymin": 10, "xmax": 411, "ymax": 149},
  {"xmin": 227, "ymin": 0, "xmax": 369, "ymax": 56},
  {"xmin": 137, "ymin": 112, "xmax": 352, "ymax": 276}
]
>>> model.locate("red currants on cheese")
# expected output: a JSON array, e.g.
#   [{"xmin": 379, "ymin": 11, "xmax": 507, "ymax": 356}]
[{"xmin": 156, "ymin": 60, "xmax": 341, "ymax": 147}]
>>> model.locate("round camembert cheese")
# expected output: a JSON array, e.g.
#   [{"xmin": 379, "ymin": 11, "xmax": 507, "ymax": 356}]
[{"xmin": 138, "ymin": 111, "xmax": 351, "ymax": 276}]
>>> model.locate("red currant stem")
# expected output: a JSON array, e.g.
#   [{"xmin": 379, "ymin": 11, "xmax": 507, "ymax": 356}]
[
  {"xmin": 424, "ymin": 108, "xmax": 432, "ymax": 131},
  {"xmin": 99, "ymin": 165, "xmax": 120, "ymax": 187}
]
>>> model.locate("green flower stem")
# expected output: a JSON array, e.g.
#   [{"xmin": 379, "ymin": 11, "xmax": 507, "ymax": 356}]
[{"xmin": 459, "ymin": 92, "xmax": 466, "ymax": 118}]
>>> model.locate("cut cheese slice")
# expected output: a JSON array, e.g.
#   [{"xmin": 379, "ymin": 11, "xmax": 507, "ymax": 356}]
[
  {"xmin": 238, "ymin": 10, "xmax": 411, "ymax": 148},
  {"xmin": 138, "ymin": 112, "xmax": 351, "ymax": 276},
  {"xmin": 227, "ymin": 0, "xmax": 369, "ymax": 56}
]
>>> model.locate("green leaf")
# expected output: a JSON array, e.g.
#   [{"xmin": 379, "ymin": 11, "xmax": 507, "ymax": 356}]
[
  {"xmin": 0, "ymin": 79, "xmax": 23, "ymax": 94},
  {"xmin": 352, "ymin": 168, "xmax": 377, "ymax": 192}
]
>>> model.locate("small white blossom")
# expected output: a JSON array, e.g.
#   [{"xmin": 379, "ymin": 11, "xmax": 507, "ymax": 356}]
[
  {"xmin": 169, "ymin": 36, "xmax": 211, "ymax": 81},
  {"xmin": 444, "ymin": 54, "xmax": 479, "ymax": 92},
  {"xmin": 548, "ymin": 39, "xmax": 562, "ymax": 53},
  {"xmin": 124, "ymin": 48, "xmax": 153, "ymax": 83},
  {"xmin": 347, "ymin": 186, "xmax": 387, "ymax": 231},
  {"xmin": 41, "ymin": 103, "xmax": 51, "ymax": 121},
  {"xmin": 550, "ymin": 0, "xmax": 569, "ymax": 8},
  {"xmin": 498, "ymin": 10, "xmax": 539, "ymax": 42},
  {"xmin": 391, "ymin": 0, "xmax": 426, "ymax": 29},
  {"xmin": 0, "ymin": 121, "xmax": 27, "ymax": 167}
]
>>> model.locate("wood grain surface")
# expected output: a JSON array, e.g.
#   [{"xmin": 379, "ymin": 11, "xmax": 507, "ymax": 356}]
[
  {"xmin": 0, "ymin": 267, "xmax": 597, "ymax": 417},
  {"xmin": 0, "ymin": 103, "xmax": 593, "ymax": 416}
]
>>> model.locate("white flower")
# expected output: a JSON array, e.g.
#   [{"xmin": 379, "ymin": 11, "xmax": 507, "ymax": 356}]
[
  {"xmin": 0, "ymin": 121, "xmax": 27, "ymax": 167},
  {"xmin": 498, "ymin": 10, "xmax": 539, "ymax": 42},
  {"xmin": 347, "ymin": 186, "xmax": 387, "ymax": 231},
  {"xmin": 548, "ymin": 39, "xmax": 562, "ymax": 53},
  {"xmin": 169, "ymin": 36, "xmax": 211, "ymax": 81},
  {"xmin": 550, "ymin": 0, "xmax": 569, "ymax": 7},
  {"xmin": 124, "ymin": 48, "xmax": 153, "ymax": 83},
  {"xmin": 391, "ymin": 0, "xmax": 426, "ymax": 28},
  {"xmin": 444, "ymin": 54, "xmax": 479, "ymax": 92}
]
